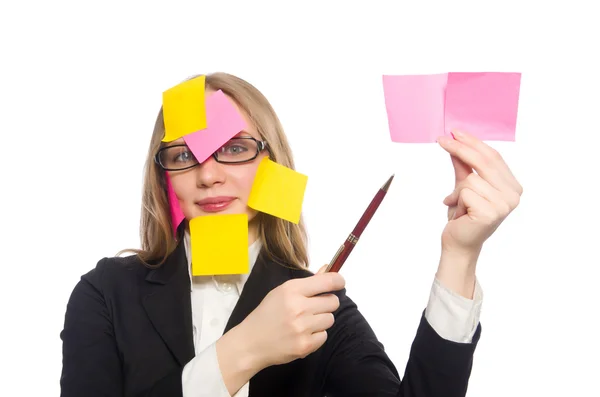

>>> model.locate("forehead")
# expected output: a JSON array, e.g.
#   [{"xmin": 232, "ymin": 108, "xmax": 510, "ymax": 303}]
[{"xmin": 165, "ymin": 89, "xmax": 259, "ymax": 146}]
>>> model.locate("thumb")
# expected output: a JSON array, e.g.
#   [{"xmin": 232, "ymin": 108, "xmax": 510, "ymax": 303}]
[
  {"xmin": 453, "ymin": 190, "xmax": 468, "ymax": 220},
  {"xmin": 451, "ymin": 154, "xmax": 472, "ymax": 186},
  {"xmin": 317, "ymin": 264, "xmax": 329, "ymax": 274},
  {"xmin": 445, "ymin": 155, "xmax": 472, "ymax": 206}
]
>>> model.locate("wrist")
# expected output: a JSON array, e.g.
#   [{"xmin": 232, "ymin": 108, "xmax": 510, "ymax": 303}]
[
  {"xmin": 216, "ymin": 324, "xmax": 263, "ymax": 394},
  {"xmin": 440, "ymin": 245, "xmax": 481, "ymax": 267},
  {"xmin": 436, "ymin": 247, "xmax": 480, "ymax": 299}
]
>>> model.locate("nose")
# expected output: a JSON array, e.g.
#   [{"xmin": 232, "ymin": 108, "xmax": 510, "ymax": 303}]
[{"xmin": 195, "ymin": 155, "xmax": 226, "ymax": 188}]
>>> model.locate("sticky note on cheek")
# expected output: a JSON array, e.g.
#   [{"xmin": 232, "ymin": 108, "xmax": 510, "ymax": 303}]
[
  {"xmin": 190, "ymin": 214, "xmax": 249, "ymax": 276},
  {"xmin": 162, "ymin": 75, "xmax": 207, "ymax": 142},
  {"xmin": 165, "ymin": 172, "xmax": 185, "ymax": 236},
  {"xmin": 248, "ymin": 158, "xmax": 308, "ymax": 224}
]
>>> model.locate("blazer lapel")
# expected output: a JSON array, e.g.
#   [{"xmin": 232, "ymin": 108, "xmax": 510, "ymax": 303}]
[
  {"xmin": 224, "ymin": 253, "xmax": 317, "ymax": 396},
  {"xmin": 141, "ymin": 241, "xmax": 195, "ymax": 367},
  {"xmin": 223, "ymin": 251, "xmax": 290, "ymax": 333}
]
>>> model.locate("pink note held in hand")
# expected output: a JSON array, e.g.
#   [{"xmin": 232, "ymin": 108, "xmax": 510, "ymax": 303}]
[
  {"xmin": 444, "ymin": 72, "xmax": 521, "ymax": 141},
  {"xmin": 166, "ymin": 172, "xmax": 185, "ymax": 236},
  {"xmin": 183, "ymin": 89, "xmax": 247, "ymax": 163},
  {"xmin": 382, "ymin": 74, "xmax": 447, "ymax": 143},
  {"xmin": 382, "ymin": 72, "xmax": 521, "ymax": 143}
]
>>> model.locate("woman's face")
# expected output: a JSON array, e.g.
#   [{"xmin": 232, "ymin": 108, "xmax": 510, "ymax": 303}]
[{"xmin": 167, "ymin": 90, "xmax": 267, "ymax": 243}]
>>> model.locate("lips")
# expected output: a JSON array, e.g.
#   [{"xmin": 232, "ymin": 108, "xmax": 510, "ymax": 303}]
[{"xmin": 196, "ymin": 196, "xmax": 236, "ymax": 213}]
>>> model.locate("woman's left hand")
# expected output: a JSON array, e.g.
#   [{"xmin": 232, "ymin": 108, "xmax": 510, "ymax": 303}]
[{"xmin": 436, "ymin": 130, "xmax": 523, "ymax": 263}]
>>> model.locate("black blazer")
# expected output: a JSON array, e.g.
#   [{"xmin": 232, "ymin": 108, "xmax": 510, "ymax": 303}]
[{"xmin": 60, "ymin": 239, "xmax": 481, "ymax": 397}]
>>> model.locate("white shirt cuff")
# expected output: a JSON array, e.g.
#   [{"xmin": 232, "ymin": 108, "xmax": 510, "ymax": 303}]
[
  {"xmin": 182, "ymin": 342, "xmax": 250, "ymax": 397},
  {"xmin": 424, "ymin": 277, "xmax": 483, "ymax": 343}
]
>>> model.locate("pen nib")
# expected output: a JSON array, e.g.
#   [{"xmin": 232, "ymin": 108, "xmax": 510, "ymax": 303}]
[{"xmin": 381, "ymin": 174, "xmax": 395, "ymax": 192}]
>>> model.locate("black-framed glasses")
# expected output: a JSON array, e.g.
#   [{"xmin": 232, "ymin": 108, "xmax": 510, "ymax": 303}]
[{"xmin": 155, "ymin": 136, "xmax": 268, "ymax": 171}]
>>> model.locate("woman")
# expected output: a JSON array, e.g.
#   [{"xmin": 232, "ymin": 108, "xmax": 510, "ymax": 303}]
[{"xmin": 60, "ymin": 72, "xmax": 522, "ymax": 397}]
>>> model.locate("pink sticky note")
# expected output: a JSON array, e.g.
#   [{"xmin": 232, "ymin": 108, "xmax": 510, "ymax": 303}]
[
  {"xmin": 183, "ymin": 90, "xmax": 247, "ymax": 163},
  {"xmin": 382, "ymin": 72, "xmax": 521, "ymax": 143},
  {"xmin": 165, "ymin": 172, "xmax": 185, "ymax": 236},
  {"xmin": 382, "ymin": 74, "xmax": 447, "ymax": 143},
  {"xmin": 444, "ymin": 72, "xmax": 521, "ymax": 141}
]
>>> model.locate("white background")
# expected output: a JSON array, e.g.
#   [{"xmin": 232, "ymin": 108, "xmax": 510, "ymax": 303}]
[{"xmin": 1, "ymin": 1, "xmax": 599, "ymax": 395}]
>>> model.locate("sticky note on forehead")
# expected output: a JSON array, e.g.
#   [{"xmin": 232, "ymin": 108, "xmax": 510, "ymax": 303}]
[
  {"xmin": 183, "ymin": 89, "xmax": 247, "ymax": 163},
  {"xmin": 248, "ymin": 157, "xmax": 308, "ymax": 224},
  {"xmin": 190, "ymin": 214, "xmax": 249, "ymax": 276},
  {"xmin": 162, "ymin": 75, "xmax": 207, "ymax": 142}
]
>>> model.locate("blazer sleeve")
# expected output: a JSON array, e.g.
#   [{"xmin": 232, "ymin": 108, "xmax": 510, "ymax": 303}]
[
  {"xmin": 321, "ymin": 290, "xmax": 481, "ymax": 397},
  {"xmin": 60, "ymin": 259, "xmax": 125, "ymax": 397}
]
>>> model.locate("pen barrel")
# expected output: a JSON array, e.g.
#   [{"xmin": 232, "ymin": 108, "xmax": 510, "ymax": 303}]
[
  {"xmin": 327, "ymin": 179, "xmax": 392, "ymax": 273},
  {"xmin": 351, "ymin": 189, "xmax": 386, "ymax": 238}
]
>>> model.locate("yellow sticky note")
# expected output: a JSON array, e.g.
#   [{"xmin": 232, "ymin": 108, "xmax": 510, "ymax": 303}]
[
  {"xmin": 189, "ymin": 214, "xmax": 249, "ymax": 276},
  {"xmin": 162, "ymin": 75, "xmax": 207, "ymax": 142},
  {"xmin": 248, "ymin": 157, "xmax": 308, "ymax": 224}
]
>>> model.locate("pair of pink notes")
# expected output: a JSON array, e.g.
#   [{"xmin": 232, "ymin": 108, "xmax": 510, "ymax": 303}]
[
  {"xmin": 382, "ymin": 72, "xmax": 521, "ymax": 143},
  {"xmin": 183, "ymin": 89, "xmax": 247, "ymax": 163}
]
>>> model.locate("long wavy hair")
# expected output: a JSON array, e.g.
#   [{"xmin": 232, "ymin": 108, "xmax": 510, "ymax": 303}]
[{"xmin": 117, "ymin": 72, "xmax": 309, "ymax": 270}]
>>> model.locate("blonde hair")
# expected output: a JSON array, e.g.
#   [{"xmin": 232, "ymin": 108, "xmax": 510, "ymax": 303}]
[{"xmin": 118, "ymin": 72, "xmax": 309, "ymax": 270}]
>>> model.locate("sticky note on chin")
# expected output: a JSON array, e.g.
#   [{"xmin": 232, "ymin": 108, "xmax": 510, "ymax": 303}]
[
  {"xmin": 248, "ymin": 158, "xmax": 308, "ymax": 224},
  {"xmin": 382, "ymin": 72, "xmax": 521, "ymax": 143},
  {"xmin": 162, "ymin": 75, "xmax": 207, "ymax": 142},
  {"xmin": 190, "ymin": 214, "xmax": 249, "ymax": 276}
]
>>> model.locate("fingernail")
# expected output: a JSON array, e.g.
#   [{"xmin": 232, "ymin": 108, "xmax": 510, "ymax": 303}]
[{"xmin": 452, "ymin": 130, "xmax": 463, "ymax": 139}]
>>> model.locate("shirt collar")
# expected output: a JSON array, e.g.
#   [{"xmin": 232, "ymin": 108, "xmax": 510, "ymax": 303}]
[{"xmin": 184, "ymin": 230, "xmax": 262, "ymax": 294}]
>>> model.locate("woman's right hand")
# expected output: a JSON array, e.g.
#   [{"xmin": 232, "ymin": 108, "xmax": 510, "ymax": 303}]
[
  {"xmin": 242, "ymin": 265, "xmax": 345, "ymax": 368},
  {"xmin": 246, "ymin": 266, "xmax": 346, "ymax": 369},
  {"xmin": 215, "ymin": 265, "xmax": 345, "ymax": 395}
]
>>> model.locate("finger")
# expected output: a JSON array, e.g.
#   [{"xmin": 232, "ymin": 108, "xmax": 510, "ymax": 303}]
[
  {"xmin": 294, "ymin": 329, "xmax": 329, "ymax": 359},
  {"xmin": 443, "ymin": 155, "xmax": 471, "ymax": 205},
  {"xmin": 294, "ymin": 273, "xmax": 346, "ymax": 297},
  {"xmin": 437, "ymin": 136, "xmax": 513, "ymax": 193},
  {"xmin": 451, "ymin": 130, "xmax": 523, "ymax": 195},
  {"xmin": 453, "ymin": 188, "xmax": 468, "ymax": 219},
  {"xmin": 452, "ymin": 130, "xmax": 513, "ymax": 175},
  {"xmin": 454, "ymin": 187, "xmax": 498, "ymax": 223},
  {"xmin": 451, "ymin": 154, "xmax": 472, "ymax": 187},
  {"xmin": 308, "ymin": 330, "xmax": 328, "ymax": 351},
  {"xmin": 447, "ymin": 205, "xmax": 457, "ymax": 222},
  {"xmin": 305, "ymin": 313, "xmax": 336, "ymax": 333},
  {"xmin": 444, "ymin": 173, "xmax": 502, "ymax": 207},
  {"xmin": 306, "ymin": 293, "xmax": 340, "ymax": 314},
  {"xmin": 316, "ymin": 264, "xmax": 328, "ymax": 274}
]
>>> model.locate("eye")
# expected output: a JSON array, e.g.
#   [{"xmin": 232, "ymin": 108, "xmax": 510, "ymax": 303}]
[
  {"xmin": 173, "ymin": 148, "xmax": 194, "ymax": 163},
  {"xmin": 221, "ymin": 142, "xmax": 249, "ymax": 154}
]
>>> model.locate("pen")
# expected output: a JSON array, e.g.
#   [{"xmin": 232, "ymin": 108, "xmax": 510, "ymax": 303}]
[{"xmin": 325, "ymin": 174, "xmax": 395, "ymax": 273}]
